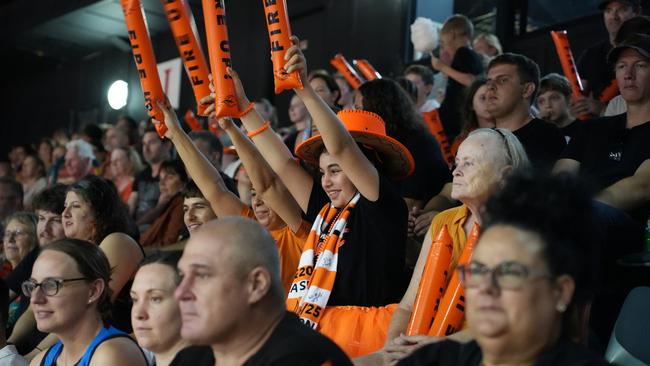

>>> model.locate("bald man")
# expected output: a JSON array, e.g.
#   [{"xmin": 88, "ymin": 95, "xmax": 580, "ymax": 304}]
[{"xmin": 174, "ymin": 217, "xmax": 352, "ymax": 366}]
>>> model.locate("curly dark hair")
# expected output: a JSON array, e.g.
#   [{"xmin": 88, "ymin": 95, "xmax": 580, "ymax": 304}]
[
  {"xmin": 68, "ymin": 175, "xmax": 135, "ymax": 244},
  {"xmin": 41, "ymin": 238, "xmax": 113, "ymax": 323},
  {"xmin": 483, "ymin": 171, "xmax": 599, "ymax": 335},
  {"xmin": 358, "ymin": 78, "xmax": 425, "ymax": 142}
]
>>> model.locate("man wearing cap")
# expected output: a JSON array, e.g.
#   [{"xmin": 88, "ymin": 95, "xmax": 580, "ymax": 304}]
[
  {"xmin": 573, "ymin": 0, "xmax": 641, "ymax": 117},
  {"xmin": 555, "ymin": 33, "xmax": 650, "ymax": 225}
]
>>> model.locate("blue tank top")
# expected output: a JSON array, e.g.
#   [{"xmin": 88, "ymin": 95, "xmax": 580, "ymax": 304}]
[{"xmin": 41, "ymin": 325, "xmax": 131, "ymax": 366}]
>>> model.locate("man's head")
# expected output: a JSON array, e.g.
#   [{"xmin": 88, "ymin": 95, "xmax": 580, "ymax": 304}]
[
  {"xmin": 182, "ymin": 181, "xmax": 217, "ymax": 235},
  {"xmin": 189, "ymin": 131, "xmax": 223, "ymax": 171},
  {"xmin": 104, "ymin": 126, "xmax": 130, "ymax": 152},
  {"xmin": 174, "ymin": 218, "xmax": 284, "ymax": 345},
  {"xmin": 142, "ymin": 126, "xmax": 171, "ymax": 166},
  {"xmin": 0, "ymin": 177, "xmax": 23, "ymax": 222},
  {"xmin": 440, "ymin": 14, "xmax": 474, "ymax": 62},
  {"xmin": 600, "ymin": 1, "xmax": 641, "ymax": 39},
  {"xmin": 486, "ymin": 53, "xmax": 540, "ymax": 118},
  {"xmin": 64, "ymin": 139, "xmax": 95, "ymax": 181},
  {"xmin": 537, "ymin": 73, "xmax": 573, "ymax": 124},
  {"xmin": 404, "ymin": 65, "xmax": 435, "ymax": 108},
  {"xmin": 32, "ymin": 184, "xmax": 67, "ymax": 246},
  {"xmin": 608, "ymin": 33, "xmax": 650, "ymax": 105}
]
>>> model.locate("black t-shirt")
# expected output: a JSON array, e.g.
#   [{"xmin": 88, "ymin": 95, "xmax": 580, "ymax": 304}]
[
  {"xmin": 438, "ymin": 47, "xmax": 484, "ymax": 140},
  {"xmin": 578, "ymin": 39, "xmax": 615, "ymax": 99},
  {"xmin": 398, "ymin": 339, "xmax": 610, "ymax": 366},
  {"xmin": 561, "ymin": 119, "xmax": 581, "ymax": 143},
  {"xmin": 243, "ymin": 312, "xmax": 352, "ymax": 366},
  {"xmin": 399, "ymin": 129, "xmax": 452, "ymax": 202},
  {"xmin": 512, "ymin": 118, "xmax": 566, "ymax": 172},
  {"xmin": 133, "ymin": 166, "xmax": 160, "ymax": 220},
  {"xmin": 7, "ymin": 247, "xmax": 39, "ymax": 294},
  {"xmin": 306, "ymin": 175, "xmax": 408, "ymax": 306},
  {"xmin": 170, "ymin": 346, "xmax": 215, "ymax": 366}
]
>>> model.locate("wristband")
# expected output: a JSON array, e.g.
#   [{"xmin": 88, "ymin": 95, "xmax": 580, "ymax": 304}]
[
  {"xmin": 238, "ymin": 102, "xmax": 255, "ymax": 118},
  {"xmin": 247, "ymin": 121, "xmax": 271, "ymax": 138}
]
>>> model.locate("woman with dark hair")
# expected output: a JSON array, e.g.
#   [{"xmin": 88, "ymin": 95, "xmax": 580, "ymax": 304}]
[
  {"xmin": 139, "ymin": 160, "xmax": 188, "ymax": 248},
  {"xmin": 451, "ymin": 77, "xmax": 496, "ymax": 156},
  {"xmin": 26, "ymin": 239, "xmax": 147, "ymax": 366},
  {"xmin": 309, "ymin": 70, "xmax": 341, "ymax": 110},
  {"xmin": 21, "ymin": 155, "xmax": 47, "ymax": 209},
  {"xmin": 131, "ymin": 251, "xmax": 209, "ymax": 366},
  {"xmin": 397, "ymin": 172, "xmax": 607, "ymax": 365},
  {"xmin": 356, "ymin": 78, "xmax": 452, "ymax": 211}
]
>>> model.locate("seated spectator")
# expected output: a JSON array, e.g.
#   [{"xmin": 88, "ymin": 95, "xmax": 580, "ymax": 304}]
[
  {"xmin": 110, "ymin": 146, "xmax": 144, "ymax": 204},
  {"xmin": 356, "ymin": 78, "xmax": 452, "ymax": 211},
  {"xmin": 554, "ymin": 33, "xmax": 650, "ymax": 225},
  {"xmin": 373, "ymin": 129, "xmax": 529, "ymax": 365},
  {"xmin": 404, "ymin": 65, "xmax": 440, "ymax": 112},
  {"xmin": 26, "ymin": 239, "xmax": 147, "ymax": 365},
  {"xmin": 2, "ymin": 212, "xmax": 37, "ymax": 277},
  {"xmin": 37, "ymin": 139, "xmax": 53, "ymax": 174},
  {"xmin": 157, "ymin": 102, "xmax": 309, "ymax": 293},
  {"xmin": 397, "ymin": 173, "xmax": 608, "ymax": 366},
  {"xmin": 537, "ymin": 73, "xmax": 579, "ymax": 142},
  {"xmin": 0, "ymin": 161, "xmax": 14, "ymax": 179},
  {"xmin": 6, "ymin": 185, "xmax": 67, "ymax": 354},
  {"xmin": 140, "ymin": 160, "xmax": 188, "ymax": 248},
  {"xmin": 334, "ymin": 73, "xmax": 355, "ymax": 110},
  {"xmin": 485, "ymin": 53, "xmax": 566, "ymax": 171},
  {"xmin": 0, "ymin": 177, "xmax": 23, "ymax": 223},
  {"xmin": 309, "ymin": 70, "xmax": 341, "ymax": 111},
  {"xmin": 451, "ymin": 77, "xmax": 496, "ymax": 156},
  {"xmin": 432, "ymin": 14, "xmax": 484, "ymax": 139},
  {"xmin": 132, "ymin": 126, "xmax": 172, "ymax": 223},
  {"xmin": 0, "ymin": 279, "xmax": 27, "ymax": 365},
  {"xmin": 62, "ymin": 139, "xmax": 95, "ymax": 184},
  {"xmin": 188, "ymin": 130, "xmax": 238, "ymax": 194},
  {"xmin": 116, "ymin": 115, "xmax": 141, "ymax": 148},
  {"xmin": 104, "ymin": 126, "xmax": 130, "ymax": 152},
  {"xmin": 253, "ymin": 98, "xmax": 279, "ymax": 131},
  {"xmin": 473, "ymin": 32, "xmax": 503, "ymax": 60},
  {"xmin": 174, "ymin": 218, "xmax": 352, "ymax": 365},
  {"xmin": 20, "ymin": 155, "xmax": 47, "ymax": 209},
  {"xmin": 283, "ymin": 94, "xmax": 313, "ymax": 153},
  {"xmin": 181, "ymin": 181, "xmax": 217, "ymax": 236},
  {"xmin": 574, "ymin": 0, "xmax": 641, "ymax": 118},
  {"xmin": 131, "ymin": 251, "xmax": 190, "ymax": 366}
]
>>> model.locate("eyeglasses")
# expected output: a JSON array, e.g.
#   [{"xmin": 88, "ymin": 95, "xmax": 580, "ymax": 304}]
[
  {"xmin": 3, "ymin": 230, "xmax": 29, "ymax": 241},
  {"xmin": 21, "ymin": 277, "xmax": 88, "ymax": 297},
  {"xmin": 457, "ymin": 261, "xmax": 551, "ymax": 291}
]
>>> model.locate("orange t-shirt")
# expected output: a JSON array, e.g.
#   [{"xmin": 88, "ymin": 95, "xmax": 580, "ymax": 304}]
[{"xmin": 240, "ymin": 206, "xmax": 311, "ymax": 294}]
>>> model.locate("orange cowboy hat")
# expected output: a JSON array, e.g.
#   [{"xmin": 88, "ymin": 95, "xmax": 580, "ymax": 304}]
[{"xmin": 295, "ymin": 110, "xmax": 415, "ymax": 179}]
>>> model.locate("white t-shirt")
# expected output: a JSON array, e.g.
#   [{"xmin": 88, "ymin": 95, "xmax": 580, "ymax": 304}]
[
  {"xmin": 0, "ymin": 345, "xmax": 27, "ymax": 366},
  {"xmin": 604, "ymin": 95, "xmax": 627, "ymax": 116}
]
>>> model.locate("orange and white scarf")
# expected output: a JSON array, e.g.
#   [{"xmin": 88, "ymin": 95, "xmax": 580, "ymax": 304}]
[{"xmin": 286, "ymin": 192, "xmax": 361, "ymax": 329}]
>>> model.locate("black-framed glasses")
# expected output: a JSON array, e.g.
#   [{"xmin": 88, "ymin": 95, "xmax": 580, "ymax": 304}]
[
  {"xmin": 3, "ymin": 230, "xmax": 29, "ymax": 242},
  {"xmin": 21, "ymin": 277, "xmax": 88, "ymax": 297},
  {"xmin": 457, "ymin": 261, "xmax": 551, "ymax": 291}
]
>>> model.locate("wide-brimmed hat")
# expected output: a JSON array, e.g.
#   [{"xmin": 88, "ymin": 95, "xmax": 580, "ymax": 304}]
[
  {"xmin": 295, "ymin": 110, "xmax": 415, "ymax": 179},
  {"xmin": 598, "ymin": 0, "xmax": 640, "ymax": 10},
  {"xmin": 607, "ymin": 33, "xmax": 650, "ymax": 64}
]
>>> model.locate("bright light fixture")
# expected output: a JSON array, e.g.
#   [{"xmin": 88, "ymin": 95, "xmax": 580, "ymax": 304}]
[{"xmin": 107, "ymin": 80, "xmax": 128, "ymax": 110}]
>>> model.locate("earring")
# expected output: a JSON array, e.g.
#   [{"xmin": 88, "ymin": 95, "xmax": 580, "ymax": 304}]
[{"xmin": 556, "ymin": 303, "xmax": 567, "ymax": 312}]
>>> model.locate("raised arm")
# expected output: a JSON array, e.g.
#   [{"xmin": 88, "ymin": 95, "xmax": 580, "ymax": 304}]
[
  {"xmin": 285, "ymin": 36, "xmax": 380, "ymax": 201},
  {"xmin": 219, "ymin": 118, "xmax": 304, "ymax": 232},
  {"xmin": 154, "ymin": 101, "xmax": 244, "ymax": 217},
  {"xmin": 200, "ymin": 72, "xmax": 314, "ymax": 212}
]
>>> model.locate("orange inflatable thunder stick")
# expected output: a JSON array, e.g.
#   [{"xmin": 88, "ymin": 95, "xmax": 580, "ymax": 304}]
[
  {"xmin": 428, "ymin": 223, "xmax": 480, "ymax": 336},
  {"xmin": 599, "ymin": 79, "xmax": 619, "ymax": 103},
  {"xmin": 184, "ymin": 109, "xmax": 203, "ymax": 131},
  {"xmin": 121, "ymin": 0, "xmax": 167, "ymax": 138},
  {"xmin": 261, "ymin": 0, "xmax": 303, "ymax": 93},
  {"xmin": 422, "ymin": 110, "xmax": 454, "ymax": 167},
  {"xmin": 330, "ymin": 54, "xmax": 364, "ymax": 89},
  {"xmin": 202, "ymin": 0, "xmax": 242, "ymax": 118},
  {"xmin": 550, "ymin": 30, "xmax": 592, "ymax": 120},
  {"xmin": 162, "ymin": 0, "xmax": 212, "ymax": 116},
  {"xmin": 407, "ymin": 226, "xmax": 454, "ymax": 336},
  {"xmin": 353, "ymin": 59, "xmax": 382, "ymax": 81}
]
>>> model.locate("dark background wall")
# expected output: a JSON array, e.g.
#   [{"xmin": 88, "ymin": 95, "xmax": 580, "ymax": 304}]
[{"xmin": 0, "ymin": 0, "xmax": 414, "ymax": 158}]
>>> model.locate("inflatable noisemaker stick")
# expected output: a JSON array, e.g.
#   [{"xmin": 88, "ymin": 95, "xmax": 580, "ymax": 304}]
[
  {"xmin": 202, "ymin": 0, "xmax": 242, "ymax": 118},
  {"xmin": 599, "ymin": 79, "xmax": 619, "ymax": 103},
  {"xmin": 184, "ymin": 109, "xmax": 203, "ymax": 131},
  {"xmin": 330, "ymin": 54, "xmax": 364, "ymax": 89},
  {"xmin": 353, "ymin": 59, "xmax": 382, "ymax": 81},
  {"xmin": 422, "ymin": 110, "xmax": 453, "ymax": 167},
  {"xmin": 261, "ymin": 0, "xmax": 303, "ymax": 93},
  {"xmin": 550, "ymin": 31, "xmax": 591, "ymax": 121},
  {"xmin": 162, "ymin": 0, "xmax": 212, "ymax": 116},
  {"xmin": 120, "ymin": 0, "xmax": 167, "ymax": 138},
  {"xmin": 428, "ymin": 223, "xmax": 480, "ymax": 337},
  {"xmin": 407, "ymin": 225, "xmax": 454, "ymax": 336}
]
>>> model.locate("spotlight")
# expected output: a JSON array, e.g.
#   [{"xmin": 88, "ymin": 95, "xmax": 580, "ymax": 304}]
[{"xmin": 108, "ymin": 80, "xmax": 128, "ymax": 110}]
